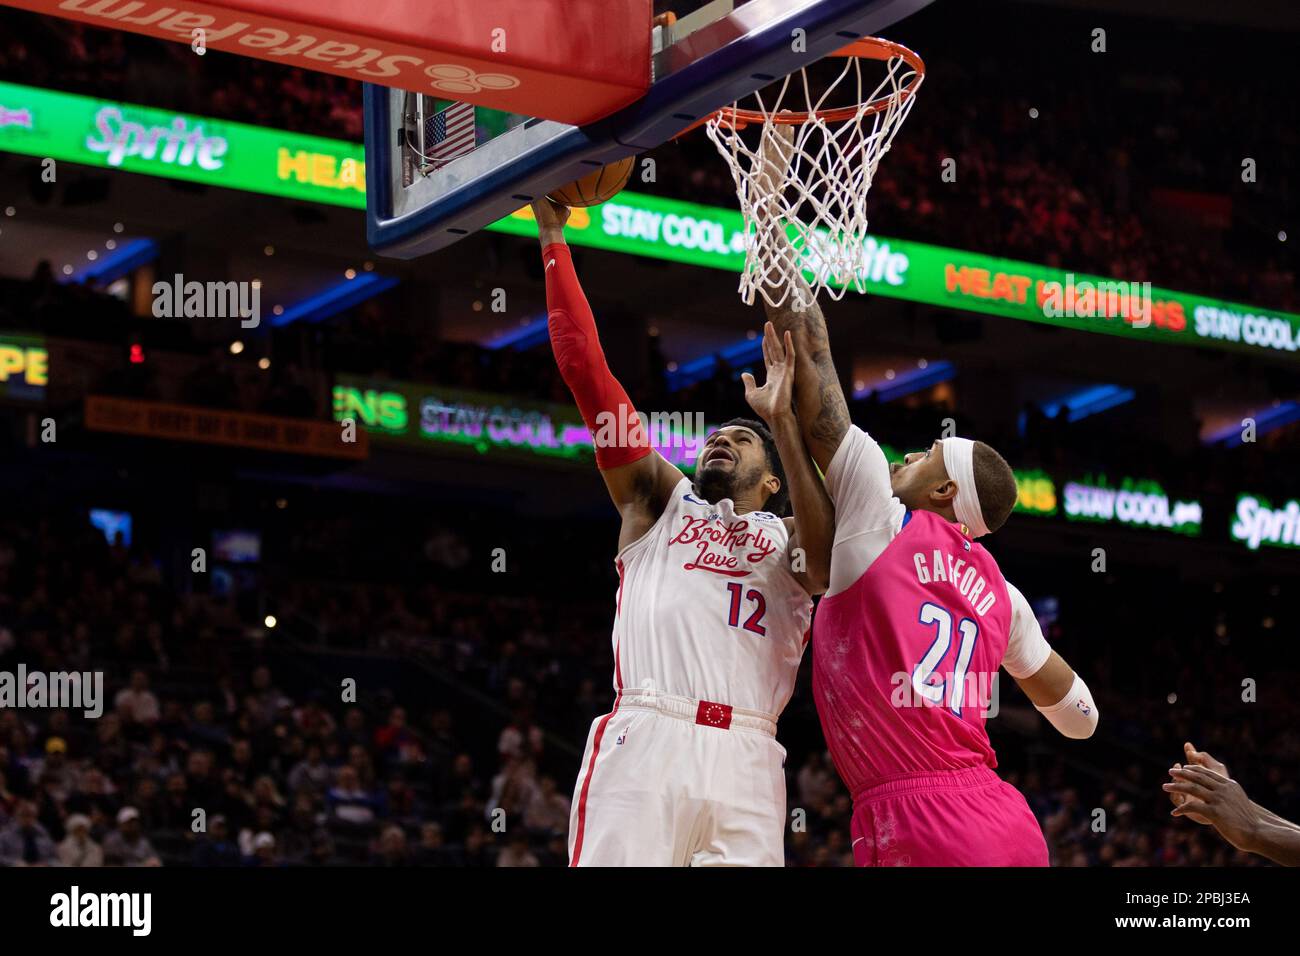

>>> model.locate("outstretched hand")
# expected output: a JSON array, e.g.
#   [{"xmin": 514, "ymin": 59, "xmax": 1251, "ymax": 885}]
[
  {"xmin": 1164, "ymin": 762, "xmax": 1259, "ymax": 854},
  {"xmin": 742, "ymin": 321, "xmax": 796, "ymax": 426},
  {"xmin": 1167, "ymin": 742, "xmax": 1229, "ymax": 825},
  {"xmin": 531, "ymin": 198, "xmax": 570, "ymax": 243}
]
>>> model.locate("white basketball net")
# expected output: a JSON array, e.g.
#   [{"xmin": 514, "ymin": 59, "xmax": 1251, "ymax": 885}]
[{"xmin": 705, "ymin": 48, "xmax": 922, "ymax": 309}]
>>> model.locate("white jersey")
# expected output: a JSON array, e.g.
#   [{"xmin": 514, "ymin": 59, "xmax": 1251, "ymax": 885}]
[{"xmin": 610, "ymin": 477, "xmax": 812, "ymax": 717}]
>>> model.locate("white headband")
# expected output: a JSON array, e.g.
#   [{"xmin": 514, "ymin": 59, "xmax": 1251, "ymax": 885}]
[{"xmin": 941, "ymin": 437, "xmax": 989, "ymax": 538}]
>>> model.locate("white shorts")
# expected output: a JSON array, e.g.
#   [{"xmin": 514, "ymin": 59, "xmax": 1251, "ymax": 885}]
[{"xmin": 567, "ymin": 693, "xmax": 788, "ymax": 867}]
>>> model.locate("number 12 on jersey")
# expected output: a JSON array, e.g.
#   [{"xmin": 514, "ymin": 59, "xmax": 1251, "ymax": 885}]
[
  {"xmin": 725, "ymin": 583, "xmax": 767, "ymax": 636},
  {"xmin": 912, "ymin": 602, "xmax": 980, "ymax": 717}
]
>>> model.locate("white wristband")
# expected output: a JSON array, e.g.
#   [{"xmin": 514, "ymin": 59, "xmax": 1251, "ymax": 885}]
[{"xmin": 1035, "ymin": 673, "xmax": 1098, "ymax": 739}]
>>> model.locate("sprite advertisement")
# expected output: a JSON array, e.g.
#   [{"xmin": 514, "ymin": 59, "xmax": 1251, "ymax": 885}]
[{"xmin": 3, "ymin": 81, "xmax": 1298, "ymax": 361}]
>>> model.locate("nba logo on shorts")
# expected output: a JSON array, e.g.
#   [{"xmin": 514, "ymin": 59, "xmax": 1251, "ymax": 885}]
[{"xmin": 616, "ymin": 731, "xmax": 628, "ymax": 746}]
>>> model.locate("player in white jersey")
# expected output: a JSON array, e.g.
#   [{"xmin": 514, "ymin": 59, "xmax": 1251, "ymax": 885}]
[{"xmin": 531, "ymin": 199, "xmax": 834, "ymax": 866}]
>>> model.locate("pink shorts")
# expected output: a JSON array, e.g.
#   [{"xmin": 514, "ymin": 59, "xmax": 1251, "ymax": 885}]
[{"xmin": 851, "ymin": 766, "xmax": 1049, "ymax": 867}]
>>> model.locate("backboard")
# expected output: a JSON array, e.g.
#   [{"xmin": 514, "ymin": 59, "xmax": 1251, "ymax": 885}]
[{"xmin": 364, "ymin": 0, "xmax": 934, "ymax": 259}]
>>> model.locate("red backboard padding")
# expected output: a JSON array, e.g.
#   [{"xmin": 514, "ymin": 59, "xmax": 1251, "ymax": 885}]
[{"xmin": 6, "ymin": 0, "xmax": 653, "ymax": 125}]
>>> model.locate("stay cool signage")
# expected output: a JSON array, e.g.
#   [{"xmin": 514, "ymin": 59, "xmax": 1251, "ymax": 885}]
[{"xmin": 5, "ymin": 80, "xmax": 1298, "ymax": 362}]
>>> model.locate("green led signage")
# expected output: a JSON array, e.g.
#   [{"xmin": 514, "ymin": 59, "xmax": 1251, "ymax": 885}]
[
  {"xmin": 0, "ymin": 81, "xmax": 365, "ymax": 208},
  {"xmin": 5, "ymin": 80, "xmax": 1297, "ymax": 361},
  {"xmin": 1230, "ymin": 494, "xmax": 1300, "ymax": 551}
]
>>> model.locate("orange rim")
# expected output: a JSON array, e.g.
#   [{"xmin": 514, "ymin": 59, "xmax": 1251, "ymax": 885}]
[{"xmin": 702, "ymin": 37, "xmax": 925, "ymax": 133}]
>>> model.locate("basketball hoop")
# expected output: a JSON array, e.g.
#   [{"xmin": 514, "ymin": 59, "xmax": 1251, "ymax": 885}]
[{"xmin": 701, "ymin": 37, "xmax": 925, "ymax": 309}]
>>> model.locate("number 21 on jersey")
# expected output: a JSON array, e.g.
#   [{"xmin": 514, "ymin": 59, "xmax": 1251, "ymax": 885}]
[{"xmin": 911, "ymin": 601, "xmax": 979, "ymax": 716}]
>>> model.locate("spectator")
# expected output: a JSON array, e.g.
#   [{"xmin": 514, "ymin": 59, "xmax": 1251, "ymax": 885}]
[
  {"xmin": 249, "ymin": 666, "xmax": 289, "ymax": 726},
  {"xmin": 0, "ymin": 770, "xmax": 15, "ymax": 819},
  {"xmin": 102, "ymin": 807, "xmax": 162, "ymax": 867},
  {"xmin": 487, "ymin": 757, "xmax": 540, "ymax": 824},
  {"xmin": 0, "ymin": 801, "xmax": 58, "ymax": 867},
  {"xmin": 115, "ymin": 670, "xmax": 161, "ymax": 725},
  {"xmin": 372, "ymin": 824, "xmax": 410, "ymax": 866},
  {"xmin": 187, "ymin": 701, "xmax": 230, "ymax": 750},
  {"xmin": 413, "ymin": 822, "xmax": 459, "ymax": 866},
  {"xmin": 797, "ymin": 753, "xmax": 836, "ymax": 809},
  {"xmin": 247, "ymin": 831, "xmax": 281, "ymax": 867},
  {"xmin": 326, "ymin": 766, "xmax": 384, "ymax": 826},
  {"xmin": 57, "ymin": 814, "xmax": 104, "ymax": 867},
  {"xmin": 523, "ymin": 776, "xmax": 570, "ymax": 837},
  {"xmin": 30, "ymin": 737, "xmax": 77, "ymax": 803},
  {"xmin": 461, "ymin": 825, "xmax": 495, "ymax": 867},
  {"xmin": 193, "ymin": 815, "xmax": 241, "ymax": 867},
  {"xmin": 496, "ymin": 833, "xmax": 539, "ymax": 867},
  {"xmin": 374, "ymin": 707, "xmax": 422, "ymax": 767},
  {"xmin": 287, "ymin": 742, "xmax": 332, "ymax": 796},
  {"xmin": 278, "ymin": 796, "xmax": 328, "ymax": 865},
  {"xmin": 497, "ymin": 707, "xmax": 544, "ymax": 762}
]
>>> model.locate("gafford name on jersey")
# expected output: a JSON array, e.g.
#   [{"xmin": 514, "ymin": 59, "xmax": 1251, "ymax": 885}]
[{"xmin": 910, "ymin": 548, "xmax": 999, "ymax": 617}]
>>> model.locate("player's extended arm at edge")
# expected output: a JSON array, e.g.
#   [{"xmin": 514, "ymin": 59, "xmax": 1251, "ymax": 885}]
[
  {"xmin": 533, "ymin": 199, "xmax": 682, "ymax": 547},
  {"xmin": 754, "ymin": 124, "xmax": 850, "ymax": 474},
  {"xmin": 1238, "ymin": 806, "xmax": 1300, "ymax": 866},
  {"xmin": 743, "ymin": 322, "xmax": 834, "ymax": 595},
  {"xmin": 1163, "ymin": 744, "xmax": 1300, "ymax": 866}
]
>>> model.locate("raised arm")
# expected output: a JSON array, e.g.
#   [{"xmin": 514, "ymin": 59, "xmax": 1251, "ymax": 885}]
[
  {"xmin": 764, "ymin": 282, "xmax": 850, "ymax": 475},
  {"xmin": 742, "ymin": 322, "xmax": 834, "ymax": 595},
  {"xmin": 533, "ymin": 199, "xmax": 683, "ymax": 549},
  {"xmin": 754, "ymin": 125, "xmax": 850, "ymax": 473}
]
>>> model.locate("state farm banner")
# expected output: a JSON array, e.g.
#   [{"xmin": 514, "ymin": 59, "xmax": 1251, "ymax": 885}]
[
  {"xmin": 85, "ymin": 395, "xmax": 368, "ymax": 459},
  {"xmin": 3, "ymin": 0, "xmax": 651, "ymax": 125}
]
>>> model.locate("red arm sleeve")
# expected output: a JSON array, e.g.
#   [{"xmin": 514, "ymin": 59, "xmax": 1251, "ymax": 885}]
[{"xmin": 542, "ymin": 243, "xmax": 652, "ymax": 470}]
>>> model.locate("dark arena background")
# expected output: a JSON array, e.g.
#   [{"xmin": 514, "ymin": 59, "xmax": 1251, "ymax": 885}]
[{"xmin": 0, "ymin": 0, "xmax": 1297, "ymax": 937}]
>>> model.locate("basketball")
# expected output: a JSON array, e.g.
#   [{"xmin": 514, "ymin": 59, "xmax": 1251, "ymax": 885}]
[{"xmin": 547, "ymin": 157, "xmax": 635, "ymax": 207}]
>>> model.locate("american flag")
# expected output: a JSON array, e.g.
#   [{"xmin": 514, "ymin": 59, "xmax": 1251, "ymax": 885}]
[{"xmin": 422, "ymin": 101, "xmax": 476, "ymax": 168}]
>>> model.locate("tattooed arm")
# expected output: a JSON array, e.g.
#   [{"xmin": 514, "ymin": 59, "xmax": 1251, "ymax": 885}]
[
  {"xmin": 755, "ymin": 125, "xmax": 851, "ymax": 473},
  {"xmin": 762, "ymin": 281, "xmax": 850, "ymax": 474}
]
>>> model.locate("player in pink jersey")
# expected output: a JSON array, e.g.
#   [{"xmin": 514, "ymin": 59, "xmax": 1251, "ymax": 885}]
[
  {"xmin": 746, "ymin": 135, "xmax": 1098, "ymax": 867},
  {"xmin": 760, "ymin": 292, "xmax": 1099, "ymax": 864},
  {"xmin": 531, "ymin": 199, "xmax": 837, "ymax": 866}
]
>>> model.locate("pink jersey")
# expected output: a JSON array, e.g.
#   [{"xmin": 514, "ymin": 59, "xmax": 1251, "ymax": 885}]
[
  {"xmin": 814, "ymin": 509, "xmax": 1012, "ymax": 795},
  {"xmin": 811, "ymin": 427, "xmax": 1050, "ymax": 799}
]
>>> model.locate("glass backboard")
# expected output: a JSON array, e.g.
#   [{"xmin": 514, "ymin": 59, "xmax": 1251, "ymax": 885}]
[{"xmin": 364, "ymin": 0, "xmax": 935, "ymax": 259}]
